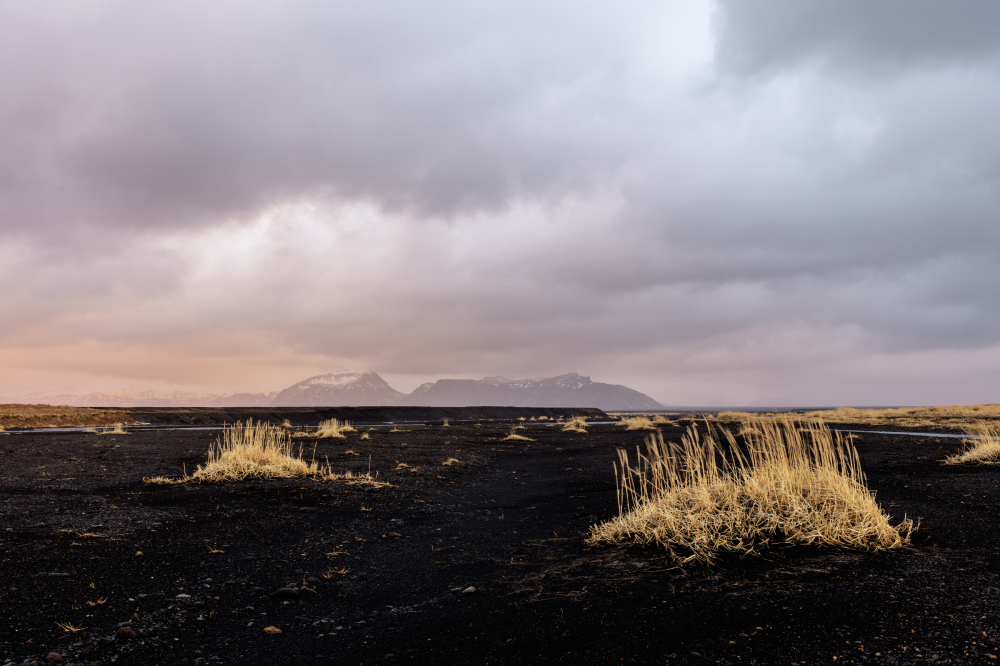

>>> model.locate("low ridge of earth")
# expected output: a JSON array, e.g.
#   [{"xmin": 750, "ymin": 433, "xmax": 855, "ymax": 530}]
[{"xmin": 1, "ymin": 417, "xmax": 998, "ymax": 665}]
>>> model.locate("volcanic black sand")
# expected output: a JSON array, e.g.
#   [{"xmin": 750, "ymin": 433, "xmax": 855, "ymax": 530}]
[{"xmin": 1, "ymin": 414, "xmax": 998, "ymax": 665}]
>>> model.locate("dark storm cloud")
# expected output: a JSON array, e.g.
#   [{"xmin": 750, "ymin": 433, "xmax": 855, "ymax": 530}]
[
  {"xmin": 713, "ymin": 0, "xmax": 1000, "ymax": 75},
  {"xmin": 0, "ymin": 1, "xmax": 652, "ymax": 235},
  {"xmin": 3, "ymin": 1, "xmax": 1000, "ymax": 405}
]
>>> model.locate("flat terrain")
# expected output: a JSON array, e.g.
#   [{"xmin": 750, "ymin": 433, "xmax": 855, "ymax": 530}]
[{"xmin": 1, "ymin": 417, "xmax": 998, "ymax": 665}]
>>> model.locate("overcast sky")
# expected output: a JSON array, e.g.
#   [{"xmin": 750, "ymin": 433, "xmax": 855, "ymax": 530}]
[{"xmin": 3, "ymin": 1, "xmax": 1000, "ymax": 406}]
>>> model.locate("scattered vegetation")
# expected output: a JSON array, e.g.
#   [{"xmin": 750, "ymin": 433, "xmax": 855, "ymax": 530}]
[
  {"xmin": 562, "ymin": 416, "xmax": 588, "ymax": 433},
  {"xmin": 712, "ymin": 404, "xmax": 1000, "ymax": 430},
  {"xmin": 361, "ymin": 432, "xmax": 370, "ymax": 440},
  {"xmin": 144, "ymin": 420, "xmax": 388, "ymax": 486},
  {"xmin": 944, "ymin": 422, "xmax": 1000, "ymax": 465},
  {"xmin": 442, "ymin": 458, "xmax": 460, "ymax": 466},
  {"xmin": 617, "ymin": 416, "xmax": 656, "ymax": 431},
  {"xmin": 587, "ymin": 418, "xmax": 914, "ymax": 565}
]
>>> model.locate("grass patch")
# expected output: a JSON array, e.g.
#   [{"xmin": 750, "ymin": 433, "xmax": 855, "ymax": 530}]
[
  {"xmin": 562, "ymin": 416, "xmax": 588, "ymax": 433},
  {"xmin": 502, "ymin": 427, "xmax": 534, "ymax": 442},
  {"xmin": 944, "ymin": 422, "xmax": 1000, "ymax": 465},
  {"xmin": 587, "ymin": 418, "xmax": 913, "ymax": 565},
  {"xmin": 293, "ymin": 418, "xmax": 355, "ymax": 439},
  {"xmin": 617, "ymin": 416, "xmax": 656, "ymax": 431},
  {"xmin": 97, "ymin": 423, "xmax": 128, "ymax": 435},
  {"xmin": 441, "ymin": 458, "xmax": 460, "ymax": 466},
  {"xmin": 144, "ymin": 420, "xmax": 388, "ymax": 486}
]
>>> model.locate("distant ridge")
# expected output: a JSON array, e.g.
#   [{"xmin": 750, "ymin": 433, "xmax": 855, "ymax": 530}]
[
  {"xmin": 34, "ymin": 385, "xmax": 276, "ymax": 408},
  {"xmin": 402, "ymin": 373, "xmax": 663, "ymax": 411},
  {"xmin": 22, "ymin": 371, "xmax": 662, "ymax": 410},
  {"xmin": 270, "ymin": 371, "xmax": 405, "ymax": 407}
]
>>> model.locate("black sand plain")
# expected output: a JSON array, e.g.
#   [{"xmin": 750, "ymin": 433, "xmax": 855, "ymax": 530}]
[{"xmin": 1, "ymin": 408, "xmax": 998, "ymax": 665}]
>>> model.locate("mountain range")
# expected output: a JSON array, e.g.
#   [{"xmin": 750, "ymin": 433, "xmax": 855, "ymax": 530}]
[{"xmin": 25, "ymin": 371, "xmax": 663, "ymax": 411}]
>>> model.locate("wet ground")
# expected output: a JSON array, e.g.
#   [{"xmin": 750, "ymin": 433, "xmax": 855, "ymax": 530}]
[{"xmin": 1, "ymin": 417, "xmax": 998, "ymax": 665}]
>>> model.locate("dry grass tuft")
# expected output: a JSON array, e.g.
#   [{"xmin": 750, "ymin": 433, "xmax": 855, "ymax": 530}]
[
  {"xmin": 295, "ymin": 418, "xmax": 353, "ymax": 439},
  {"xmin": 56, "ymin": 621, "xmax": 86, "ymax": 633},
  {"xmin": 281, "ymin": 419, "xmax": 294, "ymax": 429},
  {"xmin": 502, "ymin": 427, "xmax": 534, "ymax": 442},
  {"xmin": 617, "ymin": 416, "xmax": 656, "ymax": 431},
  {"xmin": 98, "ymin": 423, "xmax": 127, "ymax": 435},
  {"xmin": 562, "ymin": 416, "xmax": 588, "ymax": 433},
  {"xmin": 360, "ymin": 432, "xmax": 370, "ymax": 440},
  {"xmin": 944, "ymin": 422, "xmax": 1000, "ymax": 465},
  {"xmin": 143, "ymin": 420, "xmax": 390, "ymax": 487},
  {"xmin": 441, "ymin": 458, "xmax": 460, "ymax": 466},
  {"xmin": 587, "ymin": 418, "xmax": 913, "ymax": 565},
  {"xmin": 442, "ymin": 418, "xmax": 450, "ymax": 427}
]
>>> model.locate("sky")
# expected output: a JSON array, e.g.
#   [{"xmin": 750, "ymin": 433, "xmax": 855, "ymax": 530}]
[{"xmin": 2, "ymin": 1, "xmax": 1000, "ymax": 406}]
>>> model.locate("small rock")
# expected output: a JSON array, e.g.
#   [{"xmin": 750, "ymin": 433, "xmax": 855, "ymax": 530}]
[
  {"xmin": 461, "ymin": 586, "xmax": 476, "ymax": 594},
  {"xmin": 389, "ymin": 532, "xmax": 402, "ymax": 538},
  {"xmin": 335, "ymin": 626, "xmax": 344, "ymax": 631},
  {"xmin": 46, "ymin": 653, "xmax": 62, "ymax": 662},
  {"xmin": 115, "ymin": 627, "xmax": 136, "ymax": 641},
  {"xmin": 263, "ymin": 626, "xmax": 282, "ymax": 635},
  {"xmin": 450, "ymin": 587, "xmax": 463, "ymax": 593},
  {"xmin": 306, "ymin": 577, "xmax": 320, "ymax": 583},
  {"xmin": 294, "ymin": 616, "xmax": 312, "ymax": 623},
  {"xmin": 175, "ymin": 594, "xmax": 191, "ymax": 599},
  {"xmin": 269, "ymin": 587, "xmax": 300, "ymax": 600}
]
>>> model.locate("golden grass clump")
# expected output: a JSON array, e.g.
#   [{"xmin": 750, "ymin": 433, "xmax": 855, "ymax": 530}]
[
  {"xmin": 562, "ymin": 416, "xmax": 588, "ymax": 433},
  {"xmin": 98, "ymin": 423, "xmax": 127, "ymax": 435},
  {"xmin": 361, "ymin": 432, "xmax": 370, "ymax": 440},
  {"xmin": 587, "ymin": 418, "xmax": 913, "ymax": 565},
  {"xmin": 617, "ymin": 415, "xmax": 656, "ymax": 431},
  {"xmin": 298, "ymin": 419, "xmax": 352, "ymax": 439},
  {"xmin": 502, "ymin": 427, "xmax": 534, "ymax": 442},
  {"xmin": 441, "ymin": 458, "xmax": 460, "ymax": 466},
  {"xmin": 442, "ymin": 418, "xmax": 450, "ymax": 427},
  {"xmin": 944, "ymin": 422, "xmax": 1000, "ymax": 465},
  {"xmin": 144, "ymin": 420, "xmax": 388, "ymax": 486}
]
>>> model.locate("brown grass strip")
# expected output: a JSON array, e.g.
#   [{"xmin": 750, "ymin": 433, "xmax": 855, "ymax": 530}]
[
  {"xmin": 0, "ymin": 404, "xmax": 131, "ymax": 429},
  {"xmin": 713, "ymin": 404, "xmax": 1000, "ymax": 430},
  {"xmin": 587, "ymin": 418, "xmax": 913, "ymax": 565}
]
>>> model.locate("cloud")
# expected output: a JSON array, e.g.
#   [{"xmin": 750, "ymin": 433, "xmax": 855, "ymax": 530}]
[{"xmin": 1, "ymin": 1, "xmax": 1000, "ymax": 405}]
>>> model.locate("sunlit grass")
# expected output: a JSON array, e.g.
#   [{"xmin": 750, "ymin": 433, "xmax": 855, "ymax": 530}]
[{"xmin": 587, "ymin": 418, "xmax": 914, "ymax": 565}]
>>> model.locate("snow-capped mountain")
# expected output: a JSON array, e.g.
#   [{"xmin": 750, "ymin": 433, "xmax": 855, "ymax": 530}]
[{"xmin": 269, "ymin": 371, "xmax": 405, "ymax": 407}]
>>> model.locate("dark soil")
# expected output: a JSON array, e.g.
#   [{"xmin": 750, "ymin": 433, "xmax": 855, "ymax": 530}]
[{"xmin": 1, "ymin": 415, "xmax": 998, "ymax": 665}]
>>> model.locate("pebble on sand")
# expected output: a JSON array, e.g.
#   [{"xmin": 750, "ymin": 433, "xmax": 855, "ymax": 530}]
[{"xmin": 264, "ymin": 626, "xmax": 283, "ymax": 635}]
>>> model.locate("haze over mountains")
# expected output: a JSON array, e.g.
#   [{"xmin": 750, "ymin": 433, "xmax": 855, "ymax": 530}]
[{"xmin": 27, "ymin": 371, "xmax": 663, "ymax": 411}]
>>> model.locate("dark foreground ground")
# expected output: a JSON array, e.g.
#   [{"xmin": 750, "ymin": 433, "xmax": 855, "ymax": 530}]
[{"xmin": 1, "ymin": 415, "xmax": 998, "ymax": 665}]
